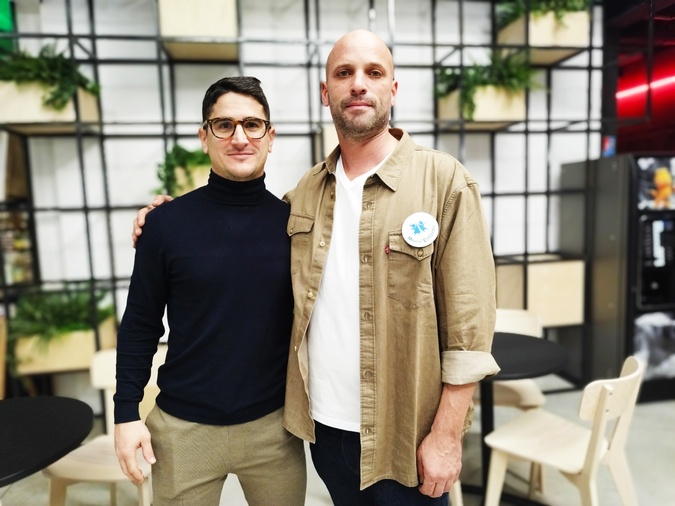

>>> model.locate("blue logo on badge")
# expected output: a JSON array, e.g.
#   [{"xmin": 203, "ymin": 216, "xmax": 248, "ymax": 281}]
[{"xmin": 411, "ymin": 221, "xmax": 427, "ymax": 234}]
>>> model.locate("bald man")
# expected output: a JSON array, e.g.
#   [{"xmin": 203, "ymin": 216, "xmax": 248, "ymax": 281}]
[{"xmin": 283, "ymin": 30, "xmax": 500, "ymax": 505}]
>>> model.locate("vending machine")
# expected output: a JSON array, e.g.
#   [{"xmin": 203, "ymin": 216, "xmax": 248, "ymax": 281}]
[{"xmin": 560, "ymin": 155, "xmax": 675, "ymax": 401}]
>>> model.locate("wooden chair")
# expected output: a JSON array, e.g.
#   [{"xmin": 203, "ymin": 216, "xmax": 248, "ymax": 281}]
[
  {"xmin": 43, "ymin": 345, "xmax": 167, "ymax": 506},
  {"xmin": 483, "ymin": 356, "xmax": 644, "ymax": 506},
  {"xmin": 475, "ymin": 308, "xmax": 546, "ymax": 409},
  {"xmin": 449, "ymin": 479, "xmax": 463, "ymax": 506}
]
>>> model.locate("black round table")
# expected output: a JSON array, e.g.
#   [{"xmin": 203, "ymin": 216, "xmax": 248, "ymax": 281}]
[
  {"xmin": 0, "ymin": 396, "xmax": 94, "ymax": 487},
  {"xmin": 470, "ymin": 332, "xmax": 569, "ymax": 505}
]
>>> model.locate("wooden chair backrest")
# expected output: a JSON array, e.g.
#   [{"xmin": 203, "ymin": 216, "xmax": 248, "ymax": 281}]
[
  {"xmin": 91, "ymin": 345, "xmax": 168, "ymax": 433},
  {"xmin": 495, "ymin": 308, "xmax": 544, "ymax": 338},
  {"xmin": 578, "ymin": 356, "xmax": 644, "ymax": 474}
]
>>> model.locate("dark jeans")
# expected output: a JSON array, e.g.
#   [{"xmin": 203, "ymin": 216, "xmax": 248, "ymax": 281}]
[{"xmin": 310, "ymin": 421, "xmax": 449, "ymax": 506}]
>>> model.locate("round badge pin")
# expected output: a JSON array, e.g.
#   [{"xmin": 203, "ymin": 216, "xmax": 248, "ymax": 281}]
[{"xmin": 402, "ymin": 212, "xmax": 439, "ymax": 247}]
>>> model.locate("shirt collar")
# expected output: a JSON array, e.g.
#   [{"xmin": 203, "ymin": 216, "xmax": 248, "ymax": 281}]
[{"xmin": 316, "ymin": 128, "xmax": 412, "ymax": 192}]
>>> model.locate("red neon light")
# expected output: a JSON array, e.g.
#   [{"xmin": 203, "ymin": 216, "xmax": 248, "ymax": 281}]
[{"xmin": 616, "ymin": 75, "xmax": 675, "ymax": 99}]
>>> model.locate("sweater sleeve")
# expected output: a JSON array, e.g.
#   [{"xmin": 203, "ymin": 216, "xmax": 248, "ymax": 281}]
[{"xmin": 114, "ymin": 210, "xmax": 169, "ymax": 423}]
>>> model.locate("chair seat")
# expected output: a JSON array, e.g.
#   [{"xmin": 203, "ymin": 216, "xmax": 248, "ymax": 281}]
[
  {"xmin": 484, "ymin": 409, "xmax": 607, "ymax": 475},
  {"xmin": 43, "ymin": 435, "xmax": 151, "ymax": 483}
]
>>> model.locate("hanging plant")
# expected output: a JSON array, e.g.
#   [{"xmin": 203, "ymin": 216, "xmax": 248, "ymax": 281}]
[
  {"xmin": 435, "ymin": 51, "xmax": 537, "ymax": 121},
  {"xmin": 157, "ymin": 144, "xmax": 211, "ymax": 196},
  {"xmin": 0, "ymin": 44, "xmax": 100, "ymax": 111},
  {"xmin": 496, "ymin": 0, "xmax": 591, "ymax": 30}
]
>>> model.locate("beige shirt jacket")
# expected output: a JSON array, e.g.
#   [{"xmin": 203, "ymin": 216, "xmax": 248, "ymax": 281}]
[{"xmin": 283, "ymin": 129, "xmax": 500, "ymax": 489}]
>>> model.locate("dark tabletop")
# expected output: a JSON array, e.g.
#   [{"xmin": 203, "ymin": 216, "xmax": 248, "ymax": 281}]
[
  {"xmin": 0, "ymin": 396, "xmax": 94, "ymax": 487},
  {"xmin": 489, "ymin": 332, "xmax": 570, "ymax": 381}
]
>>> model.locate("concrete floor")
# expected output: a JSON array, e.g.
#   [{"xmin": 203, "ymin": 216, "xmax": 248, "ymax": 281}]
[{"xmin": 2, "ymin": 377, "xmax": 674, "ymax": 505}]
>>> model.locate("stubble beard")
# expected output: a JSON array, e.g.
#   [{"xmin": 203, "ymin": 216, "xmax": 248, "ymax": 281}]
[{"xmin": 331, "ymin": 99, "xmax": 391, "ymax": 142}]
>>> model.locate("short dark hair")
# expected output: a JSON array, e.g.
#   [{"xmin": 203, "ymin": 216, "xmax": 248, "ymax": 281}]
[{"xmin": 201, "ymin": 76, "xmax": 271, "ymax": 123}]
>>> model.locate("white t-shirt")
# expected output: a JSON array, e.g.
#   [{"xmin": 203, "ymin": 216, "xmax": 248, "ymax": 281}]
[{"xmin": 308, "ymin": 155, "xmax": 387, "ymax": 432}]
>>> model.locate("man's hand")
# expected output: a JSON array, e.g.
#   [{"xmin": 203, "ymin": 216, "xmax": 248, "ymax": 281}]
[
  {"xmin": 416, "ymin": 382, "xmax": 475, "ymax": 498},
  {"xmin": 132, "ymin": 194, "xmax": 173, "ymax": 248},
  {"xmin": 416, "ymin": 426, "xmax": 462, "ymax": 498},
  {"xmin": 114, "ymin": 420, "xmax": 156, "ymax": 484}
]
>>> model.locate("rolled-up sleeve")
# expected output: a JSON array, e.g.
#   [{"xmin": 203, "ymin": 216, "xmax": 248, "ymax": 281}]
[{"xmin": 441, "ymin": 350, "xmax": 499, "ymax": 384}]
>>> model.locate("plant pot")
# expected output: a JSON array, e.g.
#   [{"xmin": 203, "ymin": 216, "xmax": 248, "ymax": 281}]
[
  {"xmin": 14, "ymin": 316, "xmax": 116, "ymax": 375},
  {"xmin": 497, "ymin": 11, "xmax": 590, "ymax": 65},
  {"xmin": 158, "ymin": 0, "xmax": 239, "ymax": 61},
  {"xmin": 174, "ymin": 164, "xmax": 211, "ymax": 195},
  {"xmin": 495, "ymin": 254, "xmax": 584, "ymax": 327},
  {"xmin": 437, "ymin": 85, "xmax": 526, "ymax": 130},
  {"xmin": 0, "ymin": 82, "xmax": 100, "ymax": 134}
]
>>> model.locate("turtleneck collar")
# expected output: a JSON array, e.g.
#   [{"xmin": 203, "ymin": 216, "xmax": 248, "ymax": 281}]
[{"xmin": 204, "ymin": 170, "xmax": 267, "ymax": 206}]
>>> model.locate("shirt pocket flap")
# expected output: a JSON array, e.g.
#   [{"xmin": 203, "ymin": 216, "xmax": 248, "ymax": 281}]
[
  {"xmin": 388, "ymin": 233, "xmax": 434, "ymax": 260},
  {"xmin": 287, "ymin": 214, "xmax": 314, "ymax": 237}
]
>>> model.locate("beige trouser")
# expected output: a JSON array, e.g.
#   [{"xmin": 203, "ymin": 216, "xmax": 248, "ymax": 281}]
[{"xmin": 145, "ymin": 406, "xmax": 306, "ymax": 506}]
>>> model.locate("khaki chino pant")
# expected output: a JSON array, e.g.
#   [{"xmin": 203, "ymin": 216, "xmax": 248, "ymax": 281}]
[{"xmin": 146, "ymin": 406, "xmax": 306, "ymax": 505}]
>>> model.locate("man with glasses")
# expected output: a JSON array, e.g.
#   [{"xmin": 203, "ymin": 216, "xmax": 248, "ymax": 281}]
[{"xmin": 114, "ymin": 76, "xmax": 306, "ymax": 506}]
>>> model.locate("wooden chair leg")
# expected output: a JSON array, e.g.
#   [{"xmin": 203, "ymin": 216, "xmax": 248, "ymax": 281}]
[
  {"xmin": 449, "ymin": 479, "xmax": 463, "ymax": 506},
  {"xmin": 528, "ymin": 462, "xmax": 544, "ymax": 498},
  {"xmin": 484, "ymin": 450, "xmax": 508, "ymax": 506},
  {"xmin": 48, "ymin": 477, "xmax": 69, "ymax": 506},
  {"xmin": 578, "ymin": 480, "xmax": 599, "ymax": 506},
  {"xmin": 608, "ymin": 453, "xmax": 638, "ymax": 506},
  {"xmin": 138, "ymin": 478, "xmax": 153, "ymax": 506}
]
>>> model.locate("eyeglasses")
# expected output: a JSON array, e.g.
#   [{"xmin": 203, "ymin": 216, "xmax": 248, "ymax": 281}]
[{"xmin": 202, "ymin": 117, "xmax": 271, "ymax": 140}]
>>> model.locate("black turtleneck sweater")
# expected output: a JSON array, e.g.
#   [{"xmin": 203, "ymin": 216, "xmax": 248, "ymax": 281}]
[{"xmin": 114, "ymin": 171, "xmax": 293, "ymax": 425}]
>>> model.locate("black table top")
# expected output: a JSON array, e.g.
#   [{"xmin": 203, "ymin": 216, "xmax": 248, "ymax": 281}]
[
  {"xmin": 0, "ymin": 396, "xmax": 94, "ymax": 487},
  {"xmin": 489, "ymin": 332, "xmax": 569, "ymax": 381}
]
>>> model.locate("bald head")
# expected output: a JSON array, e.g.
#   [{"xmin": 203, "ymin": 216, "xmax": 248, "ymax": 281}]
[
  {"xmin": 325, "ymin": 30, "xmax": 394, "ymax": 81},
  {"xmin": 321, "ymin": 30, "xmax": 398, "ymax": 142}
]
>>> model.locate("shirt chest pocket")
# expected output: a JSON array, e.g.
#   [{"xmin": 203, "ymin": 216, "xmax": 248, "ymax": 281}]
[
  {"xmin": 287, "ymin": 214, "xmax": 315, "ymax": 274},
  {"xmin": 387, "ymin": 232, "xmax": 434, "ymax": 309}
]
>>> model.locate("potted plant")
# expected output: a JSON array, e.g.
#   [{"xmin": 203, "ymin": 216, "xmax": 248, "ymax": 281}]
[
  {"xmin": 0, "ymin": 44, "xmax": 100, "ymax": 132},
  {"xmin": 436, "ymin": 51, "xmax": 537, "ymax": 129},
  {"xmin": 157, "ymin": 144, "xmax": 211, "ymax": 196},
  {"xmin": 6, "ymin": 284, "xmax": 116, "ymax": 376},
  {"xmin": 496, "ymin": 0, "xmax": 591, "ymax": 65}
]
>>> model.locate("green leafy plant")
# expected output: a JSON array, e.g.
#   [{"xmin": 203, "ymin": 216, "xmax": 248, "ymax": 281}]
[
  {"xmin": 6, "ymin": 284, "xmax": 114, "ymax": 374},
  {"xmin": 436, "ymin": 52, "xmax": 537, "ymax": 121},
  {"xmin": 496, "ymin": 0, "xmax": 591, "ymax": 30},
  {"xmin": 157, "ymin": 144, "xmax": 211, "ymax": 196},
  {"xmin": 0, "ymin": 44, "xmax": 100, "ymax": 110}
]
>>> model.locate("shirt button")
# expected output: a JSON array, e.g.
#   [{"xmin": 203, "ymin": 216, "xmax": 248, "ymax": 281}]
[
  {"xmin": 319, "ymin": 240, "xmax": 326, "ymax": 247},
  {"xmin": 294, "ymin": 345, "xmax": 298, "ymax": 352},
  {"xmin": 361, "ymin": 255, "xmax": 370, "ymax": 264},
  {"xmin": 361, "ymin": 312, "xmax": 372, "ymax": 321},
  {"xmin": 363, "ymin": 370, "xmax": 373, "ymax": 380},
  {"xmin": 289, "ymin": 227, "xmax": 294, "ymax": 233},
  {"xmin": 362, "ymin": 427, "xmax": 373, "ymax": 435},
  {"xmin": 417, "ymin": 249, "xmax": 425, "ymax": 258},
  {"xmin": 308, "ymin": 291, "xmax": 315, "ymax": 300}
]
